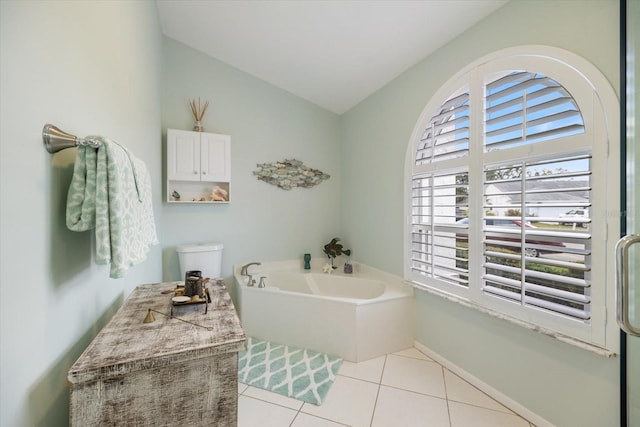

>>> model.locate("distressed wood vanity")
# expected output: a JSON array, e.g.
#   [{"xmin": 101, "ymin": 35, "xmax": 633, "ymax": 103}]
[{"xmin": 67, "ymin": 280, "xmax": 245, "ymax": 426}]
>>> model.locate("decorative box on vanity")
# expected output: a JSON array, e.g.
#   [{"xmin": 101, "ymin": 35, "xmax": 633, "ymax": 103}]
[{"xmin": 67, "ymin": 280, "xmax": 245, "ymax": 426}]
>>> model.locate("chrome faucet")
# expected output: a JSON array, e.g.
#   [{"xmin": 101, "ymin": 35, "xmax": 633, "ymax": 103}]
[{"xmin": 240, "ymin": 262, "xmax": 261, "ymax": 276}]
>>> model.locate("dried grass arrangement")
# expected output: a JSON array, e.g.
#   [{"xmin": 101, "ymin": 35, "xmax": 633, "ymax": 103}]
[{"xmin": 189, "ymin": 97, "xmax": 209, "ymax": 131}]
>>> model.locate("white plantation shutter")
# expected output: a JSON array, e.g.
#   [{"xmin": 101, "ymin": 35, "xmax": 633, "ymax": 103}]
[
  {"xmin": 407, "ymin": 48, "xmax": 617, "ymax": 349},
  {"xmin": 411, "ymin": 88, "xmax": 471, "ymax": 290},
  {"xmin": 416, "ymin": 91, "xmax": 470, "ymax": 165},
  {"xmin": 411, "ymin": 171, "xmax": 469, "ymax": 287},
  {"xmin": 482, "ymin": 155, "xmax": 592, "ymax": 320},
  {"xmin": 485, "ymin": 71, "xmax": 585, "ymax": 151}
]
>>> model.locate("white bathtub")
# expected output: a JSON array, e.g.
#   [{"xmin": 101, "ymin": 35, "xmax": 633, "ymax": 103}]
[{"xmin": 233, "ymin": 259, "xmax": 415, "ymax": 362}]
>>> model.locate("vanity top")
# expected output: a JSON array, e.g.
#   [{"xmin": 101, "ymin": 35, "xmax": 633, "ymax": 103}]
[{"xmin": 68, "ymin": 280, "xmax": 245, "ymax": 385}]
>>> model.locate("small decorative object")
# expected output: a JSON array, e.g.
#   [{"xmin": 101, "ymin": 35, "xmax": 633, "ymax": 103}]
[
  {"xmin": 141, "ymin": 308, "xmax": 212, "ymax": 330},
  {"xmin": 184, "ymin": 274, "xmax": 203, "ymax": 297},
  {"xmin": 304, "ymin": 253, "xmax": 311, "ymax": 270},
  {"xmin": 322, "ymin": 263, "xmax": 333, "ymax": 274},
  {"xmin": 343, "ymin": 259, "xmax": 353, "ymax": 274},
  {"xmin": 143, "ymin": 308, "xmax": 155, "ymax": 323},
  {"xmin": 171, "ymin": 190, "xmax": 181, "ymax": 201},
  {"xmin": 185, "ymin": 270, "xmax": 202, "ymax": 282},
  {"xmin": 253, "ymin": 159, "xmax": 330, "ymax": 190},
  {"xmin": 323, "ymin": 238, "xmax": 351, "ymax": 269},
  {"xmin": 210, "ymin": 185, "xmax": 229, "ymax": 202},
  {"xmin": 189, "ymin": 97, "xmax": 209, "ymax": 132}
]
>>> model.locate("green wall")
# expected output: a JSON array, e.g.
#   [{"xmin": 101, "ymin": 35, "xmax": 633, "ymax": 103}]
[
  {"xmin": 159, "ymin": 38, "xmax": 342, "ymax": 283},
  {"xmin": 340, "ymin": 1, "xmax": 620, "ymax": 426},
  {"xmin": 0, "ymin": 1, "xmax": 163, "ymax": 426}
]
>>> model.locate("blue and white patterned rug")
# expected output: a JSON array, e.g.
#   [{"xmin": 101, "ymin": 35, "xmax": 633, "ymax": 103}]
[{"xmin": 238, "ymin": 337, "xmax": 342, "ymax": 405}]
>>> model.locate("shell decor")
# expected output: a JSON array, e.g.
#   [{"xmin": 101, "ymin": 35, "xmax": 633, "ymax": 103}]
[{"xmin": 253, "ymin": 159, "xmax": 330, "ymax": 190}]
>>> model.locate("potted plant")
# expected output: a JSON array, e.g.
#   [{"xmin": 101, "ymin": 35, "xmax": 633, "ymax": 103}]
[{"xmin": 323, "ymin": 238, "xmax": 351, "ymax": 270}]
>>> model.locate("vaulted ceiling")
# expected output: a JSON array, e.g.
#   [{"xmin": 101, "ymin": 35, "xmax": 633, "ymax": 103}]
[{"xmin": 156, "ymin": 0, "xmax": 508, "ymax": 114}]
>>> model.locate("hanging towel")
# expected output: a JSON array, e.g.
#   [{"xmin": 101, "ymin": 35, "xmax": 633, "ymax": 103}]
[{"xmin": 66, "ymin": 136, "xmax": 159, "ymax": 278}]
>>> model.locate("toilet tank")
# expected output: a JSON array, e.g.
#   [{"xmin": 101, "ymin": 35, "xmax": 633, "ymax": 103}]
[{"xmin": 176, "ymin": 243, "xmax": 224, "ymax": 280}]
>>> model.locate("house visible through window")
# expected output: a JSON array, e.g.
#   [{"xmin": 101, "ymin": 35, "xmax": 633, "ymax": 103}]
[{"xmin": 406, "ymin": 48, "xmax": 619, "ymax": 352}]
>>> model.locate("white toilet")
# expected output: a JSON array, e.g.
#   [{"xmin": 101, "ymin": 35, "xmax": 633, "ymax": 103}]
[{"xmin": 176, "ymin": 243, "xmax": 224, "ymax": 280}]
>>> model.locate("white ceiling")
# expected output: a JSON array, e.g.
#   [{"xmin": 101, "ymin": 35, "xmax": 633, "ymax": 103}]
[{"xmin": 156, "ymin": 0, "xmax": 508, "ymax": 114}]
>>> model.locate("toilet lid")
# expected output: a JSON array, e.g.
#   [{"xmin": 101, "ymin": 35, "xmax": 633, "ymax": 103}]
[{"xmin": 176, "ymin": 243, "xmax": 223, "ymax": 253}]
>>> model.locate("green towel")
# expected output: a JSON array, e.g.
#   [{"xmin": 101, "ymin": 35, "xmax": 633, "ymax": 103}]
[{"xmin": 66, "ymin": 136, "xmax": 158, "ymax": 278}]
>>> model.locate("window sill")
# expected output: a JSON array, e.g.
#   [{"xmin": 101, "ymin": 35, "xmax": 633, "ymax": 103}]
[{"xmin": 409, "ymin": 281, "xmax": 617, "ymax": 358}]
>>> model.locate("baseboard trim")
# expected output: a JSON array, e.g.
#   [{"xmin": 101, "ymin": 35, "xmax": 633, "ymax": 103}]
[{"xmin": 414, "ymin": 340, "xmax": 554, "ymax": 427}]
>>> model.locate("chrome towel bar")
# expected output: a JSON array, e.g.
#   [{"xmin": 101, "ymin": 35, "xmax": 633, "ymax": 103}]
[{"xmin": 42, "ymin": 124, "xmax": 101, "ymax": 153}]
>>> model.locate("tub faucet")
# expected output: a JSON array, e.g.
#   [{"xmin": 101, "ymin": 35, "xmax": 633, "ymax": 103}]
[{"xmin": 241, "ymin": 262, "xmax": 261, "ymax": 276}]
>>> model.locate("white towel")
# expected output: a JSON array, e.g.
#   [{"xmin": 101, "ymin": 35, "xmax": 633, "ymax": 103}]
[{"xmin": 66, "ymin": 136, "xmax": 158, "ymax": 278}]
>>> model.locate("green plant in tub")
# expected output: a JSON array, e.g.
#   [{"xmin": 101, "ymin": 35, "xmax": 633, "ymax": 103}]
[{"xmin": 323, "ymin": 238, "xmax": 351, "ymax": 269}]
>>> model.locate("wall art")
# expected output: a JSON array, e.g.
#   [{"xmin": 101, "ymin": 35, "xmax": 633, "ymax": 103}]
[{"xmin": 253, "ymin": 159, "xmax": 330, "ymax": 190}]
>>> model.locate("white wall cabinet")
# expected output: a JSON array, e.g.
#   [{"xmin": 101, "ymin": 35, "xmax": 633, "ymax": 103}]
[{"xmin": 166, "ymin": 129, "xmax": 230, "ymax": 203}]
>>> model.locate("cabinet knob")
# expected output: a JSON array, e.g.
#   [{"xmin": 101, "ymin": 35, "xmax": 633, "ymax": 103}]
[
  {"xmin": 202, "ymin": 171, "xmax": 207, "ymax": 175},
  {"xmin": 193, "ymin": 171, "xmax": 197, "ymax": 175}
]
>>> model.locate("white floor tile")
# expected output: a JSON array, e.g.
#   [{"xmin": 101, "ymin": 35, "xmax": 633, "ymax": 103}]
[
  {"xmin": 449, "ymin": 401, "xmax": 531, "ymax": 427},
  {"xmin": 381, "ymin": 354, "xmax": 446, "ymax": 398},
  {"xmin": 301, "ymin": 375, "xmax": 379, "ymax": 427},
  {"xmin": 237, "ymin": 349, "xmax": 537, "ymax": 427},
  {"xmin": 371, "ymin": 385, "xmax": 450, "ymax": 427},
  {"xmin": 444, "ymin": 369, "xmax": 513, "ymax": 413},
  {"xmin": 291, "ymin": 412, "xmax": 349, "ymax": 426},
  {"xmin": 338, "ymin": 355, "xmax": 386, "ymax": 383},
  {"xmin": 392, "ymin": 347, "xmax": 433, "ymax": 362},
  {"xmin": 243, "ymin": 385, "xmax": 304, "ymax": 410},
  {"xmin": 238, "ymin": 395, "xmax": 298, "ymax": 427},
  {"xmin": 238, "ymin": 382, "xmax": 248, "ymax": 394}
]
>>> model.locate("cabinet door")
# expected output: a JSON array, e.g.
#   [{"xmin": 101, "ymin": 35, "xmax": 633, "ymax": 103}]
[
  {"xmin": 200, "ymin": 133, "xmax": 230, "ymax": 182},
  {"xmin": 167, "ymin": 129, "xmax": 200, "ymax": 181}
]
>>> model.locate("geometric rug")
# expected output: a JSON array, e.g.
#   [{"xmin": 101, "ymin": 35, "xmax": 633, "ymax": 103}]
[{"xmin": 238, "ymin": 337, "xmax": 342, "ymax": 406}]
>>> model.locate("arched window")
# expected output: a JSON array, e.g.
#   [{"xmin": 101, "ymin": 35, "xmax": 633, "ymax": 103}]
[{"xmin": 405, "ymin": 47, "xmax": 619, "ymax": 352}]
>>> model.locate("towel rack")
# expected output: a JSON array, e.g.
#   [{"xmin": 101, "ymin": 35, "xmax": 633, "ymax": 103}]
[{"xmin": 42, "ymin": 124, "xmax": 101, "ymax": 153}]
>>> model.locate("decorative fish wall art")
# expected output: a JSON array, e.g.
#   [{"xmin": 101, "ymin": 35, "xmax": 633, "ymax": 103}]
[{"xmin": 253, "ymin": 159, "xmax": 330, "ymax": 190}]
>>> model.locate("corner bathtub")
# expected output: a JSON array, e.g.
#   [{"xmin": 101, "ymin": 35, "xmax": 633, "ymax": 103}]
[{"xmin": 233, "ymin": 260, "xmax": 414, "ymax": 362}]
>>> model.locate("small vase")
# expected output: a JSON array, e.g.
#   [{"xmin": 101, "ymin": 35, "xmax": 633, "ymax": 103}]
[
  {"xmin": 344, "ymin": 261, "xmax": 353, "ymax": 274},
  {"xmin": 193, "ymin": 120, "xmax": 204, "ymax": 132}
]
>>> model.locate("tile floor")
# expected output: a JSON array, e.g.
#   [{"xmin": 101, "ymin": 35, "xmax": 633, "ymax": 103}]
[{"xmin": 238, "ymin": 347, "xmax": 535, "ymax": 427}]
